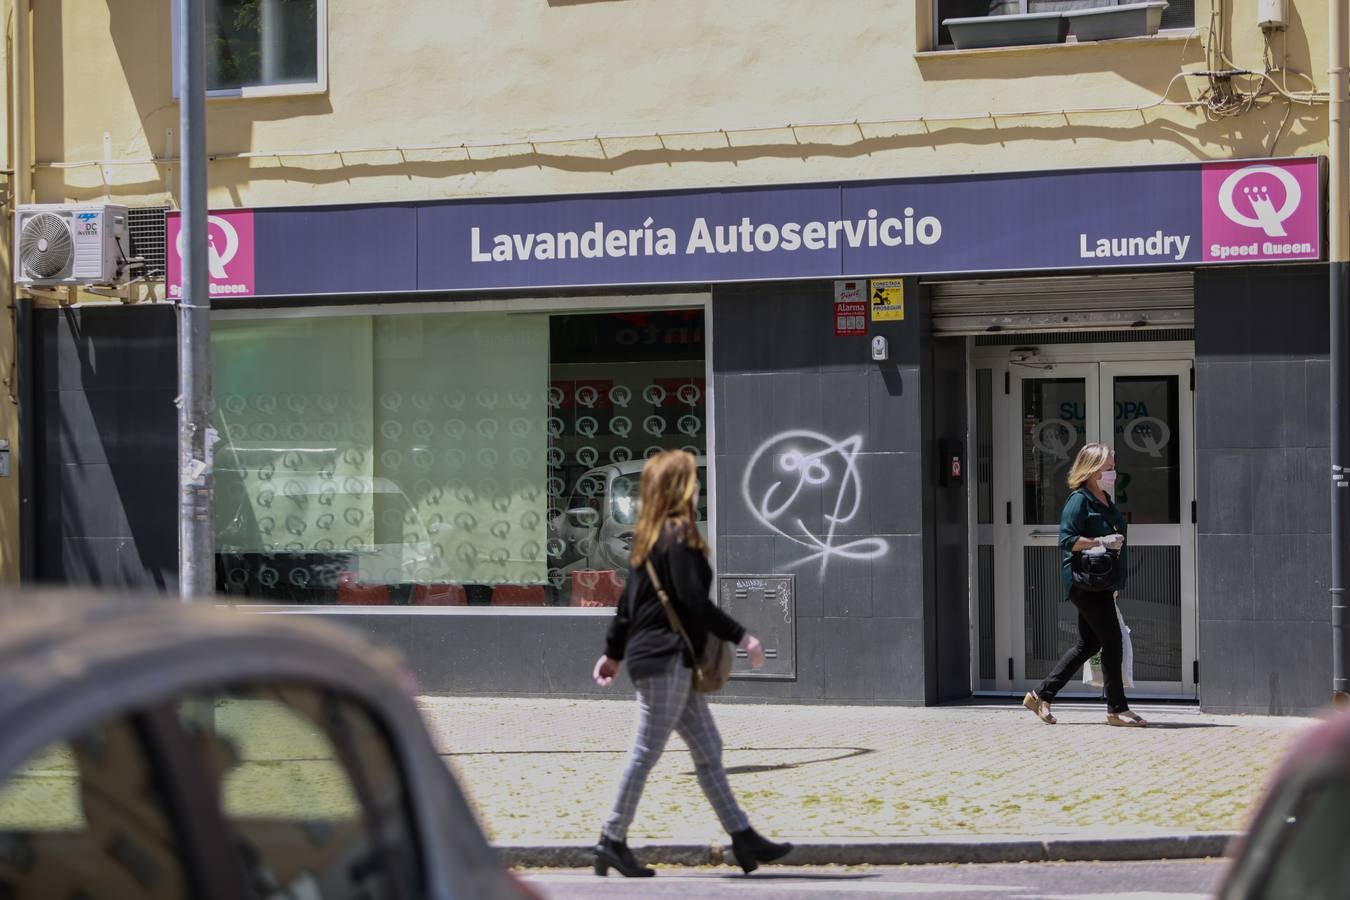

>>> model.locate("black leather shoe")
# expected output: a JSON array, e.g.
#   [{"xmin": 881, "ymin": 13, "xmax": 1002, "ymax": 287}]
[
  {"xmin": 729, "ymin": 827, "xmax": 793, "ymax": 874},
  {"xmin": 593, "ymin": 833, "xmax": 655, "ymax": 877}
]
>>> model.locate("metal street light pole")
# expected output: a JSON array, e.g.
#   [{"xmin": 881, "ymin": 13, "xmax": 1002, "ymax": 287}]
[
  {"xmin": 1331, "ymin": 0, "xmax": 1350, "ymax": 704},
  {"xmin": 176, "ymin": 0, "xmax": 213, "ymax": 601}
]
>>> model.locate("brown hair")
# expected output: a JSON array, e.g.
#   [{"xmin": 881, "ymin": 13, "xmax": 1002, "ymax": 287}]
[
  {"xmin": 629, "ymin": 449, "xmax": 707, "ymax": 566},
  {"xmin": 1067, "ymin": 442, "xmax": 1113, "ymax": 490}
]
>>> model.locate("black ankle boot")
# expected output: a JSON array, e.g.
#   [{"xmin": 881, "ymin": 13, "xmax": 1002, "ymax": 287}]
[
  {"xmin": 729, "ymin": 827, "xmax": 793, "ymax": 874},
  {"xmin": 593, "ymin": 833, "xmax": 655, "ymax": 877}
]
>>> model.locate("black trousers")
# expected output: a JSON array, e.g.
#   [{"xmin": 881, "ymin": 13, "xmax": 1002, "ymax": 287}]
[{"xmin": 1036, "ymin": 586, "xmax": 1129, "ymax": 714}]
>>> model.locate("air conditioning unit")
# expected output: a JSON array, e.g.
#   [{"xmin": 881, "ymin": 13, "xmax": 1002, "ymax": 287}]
[{"xmin": 14, "ymin": 203, "xmax": 130, "ymax": 287}]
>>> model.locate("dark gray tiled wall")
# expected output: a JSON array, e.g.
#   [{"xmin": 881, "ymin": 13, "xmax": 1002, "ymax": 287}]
[
  {"xmin": 924, "ymin": 335, "xmax": 970, "ymax": 702},
  {"xmin": 1195, "ymin": 264, "xmax": 1333, "ymax": 716},
  {"xmin": 29, "ymin": 288, "xmax": 940, "ymax": 704},
  {"xmin": 35, "ymin": 306, "xmax": 178, "ymax": 591},
  {"xmin": 711, "ymin": 280, "xmax": 929, "ymax": 703}
]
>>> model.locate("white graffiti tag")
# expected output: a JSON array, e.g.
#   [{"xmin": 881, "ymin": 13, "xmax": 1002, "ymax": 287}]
[{"xmin": 742, "ymin": 431, "xmax": 889, "ymax": 576}]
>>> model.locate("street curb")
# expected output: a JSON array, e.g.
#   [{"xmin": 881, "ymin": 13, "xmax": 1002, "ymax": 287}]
[{"xmin": 495, "ymin": 833, "xmax": 1240, "ymax": 869}]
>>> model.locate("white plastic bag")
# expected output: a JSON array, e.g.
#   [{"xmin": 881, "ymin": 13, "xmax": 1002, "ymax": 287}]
[{"xmin": 1083, "ymin": 599, "xmax": 1134, "ymax": 688}]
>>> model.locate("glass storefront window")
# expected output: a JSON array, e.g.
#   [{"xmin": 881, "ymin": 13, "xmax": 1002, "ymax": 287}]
[
  {"xmin": 213, "ymin": 305, "xmax": 708, "ymax": 608},
  {"xmin": 1021, "ymin": 378, "xmax": 1087, "ymax": 525}
]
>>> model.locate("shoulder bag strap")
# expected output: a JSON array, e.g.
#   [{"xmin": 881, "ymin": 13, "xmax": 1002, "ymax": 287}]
[{"xmin": 644, "ymin": 559, "xmax": 701, "ymax": 669}]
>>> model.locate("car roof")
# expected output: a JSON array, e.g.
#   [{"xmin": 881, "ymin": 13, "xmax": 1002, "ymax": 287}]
[
  {"xmin": 0, "ymin": 594, "xmax": 413, "ymax": 764},
  {"xmin": 0, "ymin": 592, "xmax": 517, "ymax": 899}
]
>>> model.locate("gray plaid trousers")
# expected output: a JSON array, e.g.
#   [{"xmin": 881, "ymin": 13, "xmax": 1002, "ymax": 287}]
[{"xmin": 602, "ymin": 655, "xmax": 750, "ymax": 841}]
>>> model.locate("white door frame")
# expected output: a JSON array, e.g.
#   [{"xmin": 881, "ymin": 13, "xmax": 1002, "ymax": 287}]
[{"xmin": 968, "ymin": 340, "xmax": 1197, "ymax": 699}]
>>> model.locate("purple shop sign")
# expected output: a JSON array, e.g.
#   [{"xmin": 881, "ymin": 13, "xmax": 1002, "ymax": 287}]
[
  {"xmin": 416, "ymin": 184, "xmax": 845, "ymax": 292},
  {"xmin": 1201, "ymin": 159, "xmax": 1321, "ymax": 263},
  {"xmin": 840, "ymin": 165, "xmax": 1205, "ymax": 276},
  {"xmin": 218, "ymin": 158, "xmax": 1322, "ymax": 298}
]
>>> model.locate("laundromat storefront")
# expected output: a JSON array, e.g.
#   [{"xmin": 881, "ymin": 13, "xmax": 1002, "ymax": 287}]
[{"xmin": 191, "ymin": 157, "xmax": 1322, "ymax": 612}]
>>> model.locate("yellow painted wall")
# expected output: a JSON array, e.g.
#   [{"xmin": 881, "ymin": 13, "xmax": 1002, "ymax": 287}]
[{"xmin": 26, "ymin": 0, "xmax": 1331, "ymax": 209}]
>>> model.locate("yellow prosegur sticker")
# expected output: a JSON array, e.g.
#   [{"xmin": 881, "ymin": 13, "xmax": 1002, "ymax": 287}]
[{"xmin": 870, "ymin": 279, "xmax": 905, "ymax": 321}]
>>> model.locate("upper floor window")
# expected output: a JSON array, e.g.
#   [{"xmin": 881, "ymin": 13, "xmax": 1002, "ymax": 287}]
[
  {"xmin": 936, "ymin": 0, "xmax": 1194, "ymax": 50},
  {"xmin": 175, "ymin": 0, "xmax": 328, "ymax": 98}
]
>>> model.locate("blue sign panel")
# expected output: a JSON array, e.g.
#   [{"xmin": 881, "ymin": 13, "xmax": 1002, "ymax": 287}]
[
  {"xmin": 840, "ymin": 166, "xmax": 1203, "ymax": 276},
  {"xmin": 241, "ymin": 159, "xmax": 1320, "ymax": 298},
  {"xmin": 416, "ymin": 184, "xmax": 845, "ymax": 291}
]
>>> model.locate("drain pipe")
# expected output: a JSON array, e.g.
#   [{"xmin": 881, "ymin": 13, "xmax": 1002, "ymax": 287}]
[
  {"xmin": 11, "ymin": 0, "xmax": 34, "ymax": 582},
  {"xmin": 1331, "ymin": 0, "xmax": 1350, "ymax": 705}
]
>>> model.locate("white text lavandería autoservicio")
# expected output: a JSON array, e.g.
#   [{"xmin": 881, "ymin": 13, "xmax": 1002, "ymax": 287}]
[{"xmin": 470, "ymin": 209, "xmax": 942, "ymax": 262}]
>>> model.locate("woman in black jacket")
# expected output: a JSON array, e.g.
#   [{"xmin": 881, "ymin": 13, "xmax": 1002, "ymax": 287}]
[{"xmin": 591, "ymin": 450, "xmax": 792, "ymax": 877}]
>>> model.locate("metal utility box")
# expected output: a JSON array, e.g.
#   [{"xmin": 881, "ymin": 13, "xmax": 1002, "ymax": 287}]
[{"xmin": 717, "ymin": 574, "xmax": 796, "ymax": 680}]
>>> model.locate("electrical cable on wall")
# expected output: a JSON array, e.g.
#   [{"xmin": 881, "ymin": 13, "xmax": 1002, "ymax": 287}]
[{"xmin": 30, "ymin": 18, "xmax": 1329, "ymax": 175}]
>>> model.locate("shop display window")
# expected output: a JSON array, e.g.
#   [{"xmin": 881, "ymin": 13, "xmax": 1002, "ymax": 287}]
[{"xmin": 212, "ymin": 306, "xmax": 707, "ymax": 607}]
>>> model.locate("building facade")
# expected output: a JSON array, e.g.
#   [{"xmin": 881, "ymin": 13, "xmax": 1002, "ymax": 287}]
[{"xmin": 0, "ymin": 0, "xmax": 1340, "ymax": 714}]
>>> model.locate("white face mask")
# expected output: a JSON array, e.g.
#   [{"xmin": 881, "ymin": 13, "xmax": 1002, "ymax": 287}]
[{"xmin": 1098, "ymin": 470, "xmax": 1117, "ymax": 489}]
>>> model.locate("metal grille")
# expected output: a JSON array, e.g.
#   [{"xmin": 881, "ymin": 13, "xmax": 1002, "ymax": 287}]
[
  {"xmin": 929, "ymin": 272, "xmax": 1194, "ymax": 334},
  {"xmin": 976, "ymin": 328, "xmax": 1194, "ymax": 346},
  {"xmin": 1023, "ymin": 545, "xmax": 1069, "ymax": 681},
  {"xmin": 978, "ymin": 545, "xmax": 995, "ymax": 681},
  {"xmin": 1118, "ymin": 545, "xmax": 1183, "ymax": 682},
  {"xmin": 127, "ymin": 206, "xmax": 168, "ymax": 278},
  {"xmin": 1160, "ymin": 0, "xmax": 1194, "ymax": 30},
  {"xmin": 976, "ymin": 368, "xmax": 993, "ymax": 524}
]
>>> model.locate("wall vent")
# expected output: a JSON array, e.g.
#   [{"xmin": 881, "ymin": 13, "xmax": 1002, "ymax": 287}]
[
  {"xmin": 127, "ymin": 206, "xmax": 168, "ymax": 279},
  {"xmin": 975, "ymin": 328, "xmax": 1194, "ymax": 346}
]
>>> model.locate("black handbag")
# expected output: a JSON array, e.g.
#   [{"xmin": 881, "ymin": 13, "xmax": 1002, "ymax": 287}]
[{"xmin": 1070, "ymin": 546, "xmax": 1121, "ymax": 592}]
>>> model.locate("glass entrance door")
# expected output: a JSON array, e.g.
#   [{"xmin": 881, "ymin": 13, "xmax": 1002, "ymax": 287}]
[
  {"xmin": 1014, "ymin": 366, "xmax": 1099, "ymax": 689},
  {"xmin": 979, "ymin": 351, "xmax": 1195, "ymax": 698}
]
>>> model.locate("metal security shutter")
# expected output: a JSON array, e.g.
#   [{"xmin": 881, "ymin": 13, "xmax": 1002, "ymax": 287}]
[{"xmin": 927, "ymin": 272, "xmax": 1193, "ymax": 335}]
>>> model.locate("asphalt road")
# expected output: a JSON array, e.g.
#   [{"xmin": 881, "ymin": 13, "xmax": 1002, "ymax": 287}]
[{"xmin": 520, "ymin": 859, "xmax": 1226, "ymax": 899}]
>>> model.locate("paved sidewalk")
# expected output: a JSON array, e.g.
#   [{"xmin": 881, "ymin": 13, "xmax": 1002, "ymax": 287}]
[{"xmin": 416, "ymin": 696, "xmax": 1316, "ymax": 859}]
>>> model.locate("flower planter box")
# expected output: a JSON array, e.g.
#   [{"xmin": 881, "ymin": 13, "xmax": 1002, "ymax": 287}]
[
  {"xmin": 942, "ymin": 11, "xmax": 1069, "ymax": 49},
  {"xmin": 1066, "ymin": 1, "xmax": 1169, "ymax": 41}
]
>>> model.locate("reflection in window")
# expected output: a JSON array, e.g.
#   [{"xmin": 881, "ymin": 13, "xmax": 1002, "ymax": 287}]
[
  {"xmin": 0, "ymin": 718, "xmax": 191, "ymax": 899},
  {"xmin": 1021, "ymin": 378, "xmax": 1086, "ymax": 525},
  {"xmin": 207, "ymin": 0, "xmax": 321, "ymax": 92},
  {"xmin": 184, "ymin": 685, "xmax": 418, "ymax": 900},
  {"xmin": 213, "ymin": 306, "xmax": 708, "ymax": 607},
  {"xmin": 1112, "ymin": 375, "xmax": 1180, "ymax": 525}
]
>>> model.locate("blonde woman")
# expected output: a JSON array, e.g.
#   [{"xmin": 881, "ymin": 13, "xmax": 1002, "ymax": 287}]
[
  {"xmin": 1023, "ymin": 442, "xmax": 1148, "ymax": 728},
  {"xmin": 591, "ymin": 450, "xmax": 792, "ymax": 877}
]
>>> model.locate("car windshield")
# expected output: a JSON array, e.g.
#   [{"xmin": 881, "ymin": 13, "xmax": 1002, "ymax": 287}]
[{"xmin": 610, "ymin": 466, "xmax": 707, "ymax": 525}]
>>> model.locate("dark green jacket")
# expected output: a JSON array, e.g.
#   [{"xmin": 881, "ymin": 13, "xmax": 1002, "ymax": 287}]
[{"xmin": 1059, "ymin": 488, "xmax": 1128, "ymax": 598}]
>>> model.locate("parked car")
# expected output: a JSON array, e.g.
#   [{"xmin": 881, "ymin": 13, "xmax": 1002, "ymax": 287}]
[
  {"xmin": 1216, "ymin": 708, "xmax": 1350, "ymax": 899},
  {"xmin": 552, "ymin": 456, "xmax": 709, "ymax": 577},
  {"xmin": 215, "ymin": 472, "xmax": 438, "ymax": 604},
  {"xmin": 0, "ymin": 594, "xmax": 538, "ymax": 899}
]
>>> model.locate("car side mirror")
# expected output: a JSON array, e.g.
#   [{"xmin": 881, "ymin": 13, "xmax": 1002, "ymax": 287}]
[{"xmin": 566, "ymin": 508, "xmax": 600, "ymax": 529}]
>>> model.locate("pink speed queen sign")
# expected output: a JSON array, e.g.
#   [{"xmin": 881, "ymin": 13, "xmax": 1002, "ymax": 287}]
[
  {"xmin": 166, "ymin": 209, "xmax": 256, "ymax": 299},
  {"xmin": 1201, "ymin": 159, "xmax": 1320, "ymax": 264}
]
